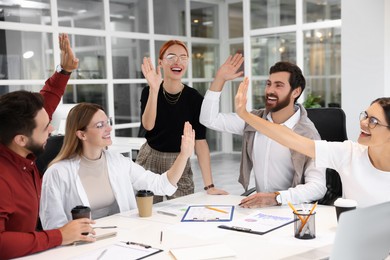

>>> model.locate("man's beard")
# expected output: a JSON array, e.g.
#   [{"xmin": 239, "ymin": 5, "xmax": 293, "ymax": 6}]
[
  {"xmin": 265, "ymin": 90, "xmax": 293, "ymax": 113},
  {"xmin": 26, "ymin": 138, "xmax": 45, "ymax": 157}
]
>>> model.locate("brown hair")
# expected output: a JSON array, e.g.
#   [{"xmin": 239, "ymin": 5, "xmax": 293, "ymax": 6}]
[
  {"xmin": 269, "ymin": 61, "xmax": 306, "ymax": 103},
  {"xmin": 49, "ymin": 102, "xmax": 104, "ymax": 166},
  {"xmin": 371, "ymin": 97, "xmax": 390, "ymax": 126},
  {"xmin": 159, "ymin": 40, "xmax": 189, "ymax": 60},
  {"xmin": 0, "ymin": 91, "xmax": 44, "ymax": 145}
]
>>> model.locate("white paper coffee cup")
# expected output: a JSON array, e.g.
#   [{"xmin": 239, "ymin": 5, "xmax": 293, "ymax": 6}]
[{"xmin": 334, "ymin": 198, "xmax": 357, "ymax": 221}]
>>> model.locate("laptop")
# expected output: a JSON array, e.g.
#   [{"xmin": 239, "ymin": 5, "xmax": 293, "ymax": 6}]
[{"xmin": 283, "ymin": 201, "xmax": 390, "ymax": 260}]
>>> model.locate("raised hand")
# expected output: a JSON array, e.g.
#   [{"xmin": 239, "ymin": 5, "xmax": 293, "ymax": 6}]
[
  {"xmin": 215, "ymin": 53, "xmax": 244, "ymax": 81},
  {"xmin": 180, "ymin": 121, "xmax": 195, "ymax": 159},
  {"xmin": 59, "ymin": 33, "xmax": 79, "ymax": 73},
  {"xmin": 235, "ymin": 77, "xmax": 249, "ymax": 117},
  {"xmin": 59, "ymin": 218, "xmax": 96, "ymax": 245},
  {"xmin": 141, "ymin": 57, "xmax": 162, "ymax": 94}
]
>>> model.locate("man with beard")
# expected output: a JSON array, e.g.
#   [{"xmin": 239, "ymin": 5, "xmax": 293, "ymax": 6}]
[
  {"xmin": 0, "ymin": 34, "xmax": 96, "ymax": 259},
  {"xmin": 200, "ymin": 60, "xmax": 326, "ymax": 207}
]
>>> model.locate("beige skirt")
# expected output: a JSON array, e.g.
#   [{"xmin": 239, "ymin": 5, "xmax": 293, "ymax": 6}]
[{"xmin": 135, "ymin": 142, "xmax": 194, "ymax": 203}]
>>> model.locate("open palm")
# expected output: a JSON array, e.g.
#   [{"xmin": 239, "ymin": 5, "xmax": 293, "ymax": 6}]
[
  {"xmin": 215, "ymin": 53, "xmax": 244, "ymax": 81},
  {"xmin": 141, "ymin": 57, "xmax": 162, "ymax": 94}
]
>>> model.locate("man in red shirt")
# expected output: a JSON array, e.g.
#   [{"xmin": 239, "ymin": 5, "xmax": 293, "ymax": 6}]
[{"xmin": 0, "ymin": 34, "xmax": 95, "ymax": 259}]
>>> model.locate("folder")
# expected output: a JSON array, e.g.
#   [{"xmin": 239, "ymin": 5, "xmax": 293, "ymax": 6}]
[
  {"xmin": 181, "ymin": 205, "xmax": 234, "ymax": 222},
  {"xmin": 218, "ymin": 211, "xmax": 294, "ymax": 235}
]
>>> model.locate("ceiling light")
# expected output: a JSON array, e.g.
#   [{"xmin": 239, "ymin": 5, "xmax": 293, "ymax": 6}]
[{"xmin": 23, "ymin": 51, "xmax": 34, "ymax": 59}]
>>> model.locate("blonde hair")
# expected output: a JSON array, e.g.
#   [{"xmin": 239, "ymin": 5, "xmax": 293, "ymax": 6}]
[{"xmin": 49, "ymin": 103, "xmax": 104, "ymax": 166}]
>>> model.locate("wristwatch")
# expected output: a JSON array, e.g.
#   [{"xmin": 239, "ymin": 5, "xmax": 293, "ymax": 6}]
[
  {"xmin": 56, "ymin": 64, "xmax": 72, "ymax": 75},
  {"xmin": 274, "ymin": 192, "xmax": 282, "ymax": 206},
  {"xmin": 204, "ymin": 184, "xmax": 215, "ymax": 191}
]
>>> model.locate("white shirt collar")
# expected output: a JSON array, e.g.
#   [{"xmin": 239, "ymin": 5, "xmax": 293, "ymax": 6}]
[{"xmin": 266, "ymin": 105, "xmax": 301, "ymax": 129}]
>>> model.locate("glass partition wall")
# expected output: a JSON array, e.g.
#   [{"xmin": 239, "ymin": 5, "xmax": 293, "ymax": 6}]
[{"xmin": 0, "ymin": 0, "xmax": 341, "ymax": 153}]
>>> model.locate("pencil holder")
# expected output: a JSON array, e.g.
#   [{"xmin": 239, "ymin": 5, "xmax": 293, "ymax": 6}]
[{"xmin": 293, "ymin": 210, "xmax": 316, "ymax": 239}]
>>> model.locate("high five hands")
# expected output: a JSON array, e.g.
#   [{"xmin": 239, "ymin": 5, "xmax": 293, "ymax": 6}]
[
  {"xmin": 211, "ymin": 53, "xmax": 244, "ymax": 92},
  {"xmin": 141, "ymin": 57, "xmax": 162, "ymax": 95},
  {"xmin": 215, "ymin": 53, "xmax": 244, "ymax": 81},
  {"xmin": 181, "ymin": 122, "xmax": 196, "ymax": 159},
  {"xmin": 59, "ymin": 33, "xmax": 79, "ymax": 73},
  {"xmin": 235, "ymin": 77, "xmax": 250, "ymax": 118}
]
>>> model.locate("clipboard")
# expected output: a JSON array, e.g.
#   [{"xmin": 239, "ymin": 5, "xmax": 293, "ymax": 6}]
[
  {"xmin": 181, "ymin": 205, "xmax": 234, "ymax": 222},
  {"xmin": 218, "ymin": 211, "xmax": 294, "ymax": 235}
]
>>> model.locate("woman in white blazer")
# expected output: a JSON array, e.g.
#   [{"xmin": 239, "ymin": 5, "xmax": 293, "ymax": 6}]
[{"xmin": 40, "ymin": 103, "xmax": 194, "ymax": 230}]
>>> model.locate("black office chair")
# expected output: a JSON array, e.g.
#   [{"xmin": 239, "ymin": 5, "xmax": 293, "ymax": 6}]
[
  {"xmin": 36, "ymin": 135, "xmax": 64, "ymax": 176},
  {"xmin": 241, "ymin": 107, "xmax": 348, "ymax": 205},
  {"xmin": 306, "ymin": 107, "xmax": 347, "ymax": 205}
]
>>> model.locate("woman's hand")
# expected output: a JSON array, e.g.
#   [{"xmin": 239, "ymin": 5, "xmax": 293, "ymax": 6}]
[
  {"xmin": 141, "ymin": 57, "xmax": 162, "ymax": 94},
  {"xmin": 206, "ymin": 187, "xmax": 229, "ymax": 195},
  {"xmin": 180, "ymin": 122, "xmax": 195, "ymax": 159},
  {"xmin": 235, "ymin": 77, "xmax": 250, "ymax": 118}
]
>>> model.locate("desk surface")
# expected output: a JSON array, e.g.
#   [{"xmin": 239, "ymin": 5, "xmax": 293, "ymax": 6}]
[
  {"xmin": 109, "ymin": 137, "xmax": 146, "ymax": 158},
  {"xmin": 19, "ymin": 193, "xmax": 337, "ymax": 260}
]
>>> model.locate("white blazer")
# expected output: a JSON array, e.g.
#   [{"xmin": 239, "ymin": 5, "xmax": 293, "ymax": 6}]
[{"xmin": 40, "ymin": 150, "xmax": 176, "ymax": 230}]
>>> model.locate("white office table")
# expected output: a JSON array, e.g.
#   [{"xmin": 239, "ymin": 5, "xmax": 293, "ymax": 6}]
[
  {"xmin": 109, "ymin": 137, "xmax": 146, "ymax": 159},
  {"xmin": 18, "ymin": 193, "xmax": 338, "ymax": 260}
]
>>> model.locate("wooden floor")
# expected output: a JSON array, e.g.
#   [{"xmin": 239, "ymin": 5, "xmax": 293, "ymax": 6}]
[{"xmin": 191, "ymin": 153, "xmax": 255, "ymax": 196}]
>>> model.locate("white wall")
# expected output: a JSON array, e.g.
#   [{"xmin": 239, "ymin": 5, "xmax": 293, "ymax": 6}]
[{"xmin": 342, "ymin": 0, "xmax": 390, "ymax": 141}]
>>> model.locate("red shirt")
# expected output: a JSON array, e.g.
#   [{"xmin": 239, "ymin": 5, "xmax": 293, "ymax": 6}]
[
  {"xmin": 0, "ymin": 72, "xmax": 68, "ymax": 259},
  {"xmin": 40, "ymin": 72, "xmax": 68, "ymax": 121}
]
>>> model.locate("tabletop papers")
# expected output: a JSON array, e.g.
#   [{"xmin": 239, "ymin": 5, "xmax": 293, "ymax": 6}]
[
  {"xmin": 72, "ymin": 242, "xmax": 163, "ymax": 260},
  {"xmin": 170, "ymin": 243, "xmax": 236, "ymax": 260},
  {"xmin": 181, "ymin": 205, "xmax": 234, "ymax": 222},
  {"xmin": 219, "ymin": 211, "xmax": 294, "ymax": 235}
]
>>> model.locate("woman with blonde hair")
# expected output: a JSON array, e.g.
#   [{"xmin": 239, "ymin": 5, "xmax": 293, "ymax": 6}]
[
  {"xmin": 40, "ymin": 102, "xmax": 195, "ymax": 229},
  {"xmin": 138, "ymin": 39, "xmax": 233, "ymax": 202}
]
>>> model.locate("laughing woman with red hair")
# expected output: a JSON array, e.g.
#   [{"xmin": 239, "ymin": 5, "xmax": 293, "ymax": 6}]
[{"xmin": 137, "ymin": 40, "xmax": 229, "ymax": 202}]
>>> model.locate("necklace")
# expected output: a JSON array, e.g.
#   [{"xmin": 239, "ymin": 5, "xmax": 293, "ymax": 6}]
[{"xmin": 162, "ymin": 84, "xmax": 184, "ymax": 105}]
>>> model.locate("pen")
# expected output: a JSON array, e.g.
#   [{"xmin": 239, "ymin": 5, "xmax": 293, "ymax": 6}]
[
  {"xmin": 121, "ymin": 241, "xmax": 151, "ymax": 249},
  {"xmin": 97, "ymin": 249, "xmax": 107, "ymax": 260},
  {"xmin": 157, "ymin": 210, "xmax": 177, "ymax": 217},
  {"xmin": 299, "ymin": 202, "xmax": 318, "ymax": 233},
  {"xmin": 192, "ymin": 217, "xmax": 220, "ymax": 221},
  {"xmin": 93, "ymin": 226, "xmax": 117, "ymax": 229},
  {"xmin": 205, "ymin": 206, "xmax": 228, "ymax": 214},
  {"xmin": 287, "ymin": 202, "xmax": 305, "ymax": 222},
  {"xmin": 160, "ymin": 231, "xmax": 163, "ymax": 244}
]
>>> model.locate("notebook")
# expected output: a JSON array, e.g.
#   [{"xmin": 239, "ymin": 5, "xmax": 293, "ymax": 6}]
[
  {"xmin": 170, "ymin": 243, "xmax": 236, "ymax": 260},
  {"xmin": 283, "ymin": 201, "xmax": 390, "ymax": 260}
]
